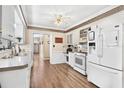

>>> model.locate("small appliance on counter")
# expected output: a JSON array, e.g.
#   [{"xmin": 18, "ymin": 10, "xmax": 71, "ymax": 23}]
[{"xmin": 65, "ymin": 45, "xmax": 73, "ymax": 63}]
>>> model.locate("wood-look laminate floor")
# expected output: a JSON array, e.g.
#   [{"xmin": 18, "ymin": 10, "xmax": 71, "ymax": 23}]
[{"xmin": 30, "ymin": 54, "xmax": 97, "ymax": 88}]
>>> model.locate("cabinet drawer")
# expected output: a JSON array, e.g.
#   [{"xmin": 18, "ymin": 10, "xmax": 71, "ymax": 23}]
[{"xmin": 87, "ymin": 62, "xmax": 122, "ymax": 88}]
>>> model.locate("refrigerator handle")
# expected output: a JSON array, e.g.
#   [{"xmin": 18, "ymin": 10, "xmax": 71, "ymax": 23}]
[{"xmin": 97, "ymin": 34, "xmax": 103, "ymax": 58}]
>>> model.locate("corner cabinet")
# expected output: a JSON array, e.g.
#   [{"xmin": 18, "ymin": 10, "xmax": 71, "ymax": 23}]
[{"xmin": 1, "ymin": 5, "xmax": 15, "ymax": 41}]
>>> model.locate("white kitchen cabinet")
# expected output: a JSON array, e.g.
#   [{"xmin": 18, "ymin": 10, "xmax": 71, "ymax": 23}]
[
  {"xmin": 66, "ymin": 31, "xmax": 79, "ymax": 45},
  {"xmin": 0, "ymin": 6, "xmax": 2, "ymax": 33},
  {"xmin": 66, "ymin": 33, "xmax": 73, "ymax": 45},
  {"xmin": 14, "ymin": 8, "xmax": 26, "ymax": 44},
  {"xmin": 73, "ymin": 31, "xmax": 79, "ymax": 45},
  {"xmin": 1, "ymin": 5, "xmax": 15, "ymax": 41},
  {"xmin": 0, "ymin": 68, "xmax": 31, "ymax": 88},
  {"xmin": 52, "ymin": 52, "xmax": 65, "ymax": 64},
  {"xmin": 68, "ymin": 52, "xmax": 75, "ymax": 67}
]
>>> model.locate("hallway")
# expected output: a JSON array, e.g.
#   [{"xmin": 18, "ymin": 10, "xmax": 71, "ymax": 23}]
[{"xmin": 30, "ymin": 54, "xmax": 97, "ymax": 88}]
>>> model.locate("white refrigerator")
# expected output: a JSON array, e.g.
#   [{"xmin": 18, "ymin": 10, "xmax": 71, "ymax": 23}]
[{"xmin": 87, "ymin": 24, "xmax": 124, "ymax": 88}]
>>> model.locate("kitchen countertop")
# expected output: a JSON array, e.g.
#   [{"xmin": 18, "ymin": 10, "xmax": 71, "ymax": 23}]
[{"xmin": 0, "ymin": 55, "xmax": 30, "ymax": 72}]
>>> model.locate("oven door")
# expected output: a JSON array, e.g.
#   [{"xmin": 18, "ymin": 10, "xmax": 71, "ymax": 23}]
[{"xmin": 74, "ymin": 55, "xmax": 86, "ymax": 70}]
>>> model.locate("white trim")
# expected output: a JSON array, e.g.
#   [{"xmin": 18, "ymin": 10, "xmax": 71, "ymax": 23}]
[{"xmin": 16, "ymin": 6, "xmax": 27, "ymax": 28}]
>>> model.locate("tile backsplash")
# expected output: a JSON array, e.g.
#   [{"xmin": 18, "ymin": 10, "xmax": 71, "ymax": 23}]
[{"xmin": 0, "ymin": 38, "xmax": 12, "ymax": 50}]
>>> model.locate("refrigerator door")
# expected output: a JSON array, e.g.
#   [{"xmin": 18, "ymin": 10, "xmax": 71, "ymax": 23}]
[
  {"xmin": 87, "ymin": 25, "xmax": 100, "ymax": 64},
  {"xmin": 100, "ymin": 24, "xmax": 122, "ymax": 70}
]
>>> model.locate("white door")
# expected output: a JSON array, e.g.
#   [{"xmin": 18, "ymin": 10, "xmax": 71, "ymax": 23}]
[
  {"xmin": 39, "ymin": 37, "xmax": 44, "ymax": 62},
  {"xmin": 43, "ymin": 35, "xmax": 50, "ymax": 60}
]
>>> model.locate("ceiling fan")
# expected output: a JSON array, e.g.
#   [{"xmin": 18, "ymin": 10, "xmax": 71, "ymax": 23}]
[{"xmin": 54, "ymin": 14, "xmax": 71, "ymax": 26}]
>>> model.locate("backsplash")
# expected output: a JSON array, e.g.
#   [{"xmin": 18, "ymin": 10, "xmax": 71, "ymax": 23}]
[{"xmin": 0, "ymin": 38, "xmax": 12, "ymax": 50}]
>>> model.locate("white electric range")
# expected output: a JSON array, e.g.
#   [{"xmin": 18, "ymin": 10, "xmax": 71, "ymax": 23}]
[{"xmin": 73, "ymin": 52, "xmax": 87, "ymax": 75}]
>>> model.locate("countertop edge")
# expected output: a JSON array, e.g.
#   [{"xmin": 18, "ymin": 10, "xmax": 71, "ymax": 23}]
[{"xmin": 0, "ymin": 64, "xmax": 28, "ymax": 72}]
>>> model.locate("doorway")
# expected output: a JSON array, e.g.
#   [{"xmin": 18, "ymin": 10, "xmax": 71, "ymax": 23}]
[{"xmin": 33, "ymin": 33, "xmax": 51, "ymax": 62}]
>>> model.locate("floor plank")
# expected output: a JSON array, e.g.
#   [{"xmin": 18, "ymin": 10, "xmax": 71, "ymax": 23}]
[{"xmin": 30, "ymin": 54, "xmax": 97, "ymax": 88}]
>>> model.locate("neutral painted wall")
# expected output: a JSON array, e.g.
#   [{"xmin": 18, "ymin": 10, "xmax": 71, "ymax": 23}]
[
  {"xmin": 26, "ymin": 29, "xmax": 65, "ymax": 52},
  {"xmin": 25, "ymin": 29, "xmax": 66, "ymax": 63}
]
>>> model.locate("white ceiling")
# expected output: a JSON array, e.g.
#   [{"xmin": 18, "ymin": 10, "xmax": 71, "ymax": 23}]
[{"xmin": 21, "ymin": 5, "xmax": 110, "ymax": 30}]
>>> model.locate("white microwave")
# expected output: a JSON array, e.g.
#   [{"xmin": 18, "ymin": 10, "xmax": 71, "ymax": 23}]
[{"xmin": 88, "ymin": 31, "xmax": 95, "ymax": 41}]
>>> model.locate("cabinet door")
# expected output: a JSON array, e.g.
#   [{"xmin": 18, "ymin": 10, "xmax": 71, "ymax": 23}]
[
  {"xmin": 73, "ymin": 31, "xmax": 79, "ymax": 45},
  {"xmin": 66, "ymin": 34, "xmax": 73, "ymax": 45},
  {"xmin": 2, "ymin": 6, "xmax": 9, "ymax": 39},
  {"xmin": 0, "ymin": 6, "xmax": 2, "ymax": 33},
  {"xmin": 70, "ymin": 34, "xmax": 72, "ymax": 44},
  {"xmin": 2, "ymin": 6, "xmax": 15, "ymax": 40},
  {"xmin": 52, "ymin": 52, "xmax": 65, "ymax": 64},
  {"xmin": 7, "ymin": 6, "xmax": 15, "ymax": 41},
  {"xmin": 69, "ymin": 52, "xmax": 75, "ymax": 67},
  {"xmin": 67, "ymin": 35, "xmax": 69, "ymax": 44},
  {"xmin": 9, "ymin": 6, "xmax": 15, "ymax": 41}
]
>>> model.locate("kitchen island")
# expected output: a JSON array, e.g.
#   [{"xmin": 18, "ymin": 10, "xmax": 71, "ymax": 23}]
[{"xmin": 0, "ymin": 52, "xmax": 33, "ymax": 88}]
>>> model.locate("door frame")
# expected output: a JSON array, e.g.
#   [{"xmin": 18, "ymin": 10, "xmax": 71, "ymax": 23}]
[{"xmin": 31, "ymin": 32, "xmax": 53, "ymax": 64}]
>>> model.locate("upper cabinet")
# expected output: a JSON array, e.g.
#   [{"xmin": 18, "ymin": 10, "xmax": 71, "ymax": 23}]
[
  {"xmin": 1, "ymin": 5, "xmax": 15, "ymax": 41},
  {"xmin": 73, "ymin": 30, "xmax": 79, "ymax": 45},
  {"xmin": 0, "ymin": 5, "xmax": 26, "ymax": 44},
  {"xmin": 14, "ymin": 8, "xmax": 25, "ymax": 44},
  {"xmin": 79, "ymin": 28, "xmax": 89, "ymax": 43},
  {"xmin": 66, "ymin": 30, "xmax": 80, "ymax": 45},
  {"xmin": 0, "ymin": 6, "xmax": 2, "ymax": 37},
  {"xmin": 66, "ymin": 33, "xmax": 73, "ymax": 45}
]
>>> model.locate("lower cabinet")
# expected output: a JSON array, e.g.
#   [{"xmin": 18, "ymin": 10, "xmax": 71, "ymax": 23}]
[
  {"xmin": 68, "ymin": 52, "xmax": 75, "ymax": 67},
  {"xmin": 0, "ymin": 67, "xmax": 31, "ymax": 88},
  {"xmin": 52, "ymin": 51, "xmax": 65, "ymax": 64}
]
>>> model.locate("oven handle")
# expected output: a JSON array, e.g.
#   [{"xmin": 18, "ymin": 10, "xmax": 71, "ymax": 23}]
[{"xmin": 75, "ymin": 54, "xmax": 86, "ymax": 57}]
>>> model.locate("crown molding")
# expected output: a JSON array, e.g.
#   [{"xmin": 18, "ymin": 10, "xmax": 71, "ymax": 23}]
[
  {"xmin": 28, "ymin": 26, "xmax": 65, "ymax": 33},
  {"xmin": 20, "ymin": 5, "xmax": 124, "ymax": 33},
  {"xmin": 65, "ymin": 5, "xmax": 124, "ymax": 32}
]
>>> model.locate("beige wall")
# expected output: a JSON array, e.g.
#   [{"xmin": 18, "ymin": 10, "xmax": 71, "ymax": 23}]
[{"xmin": 25, "ymin": 29, "xmax": 66, "ymax": 52}]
